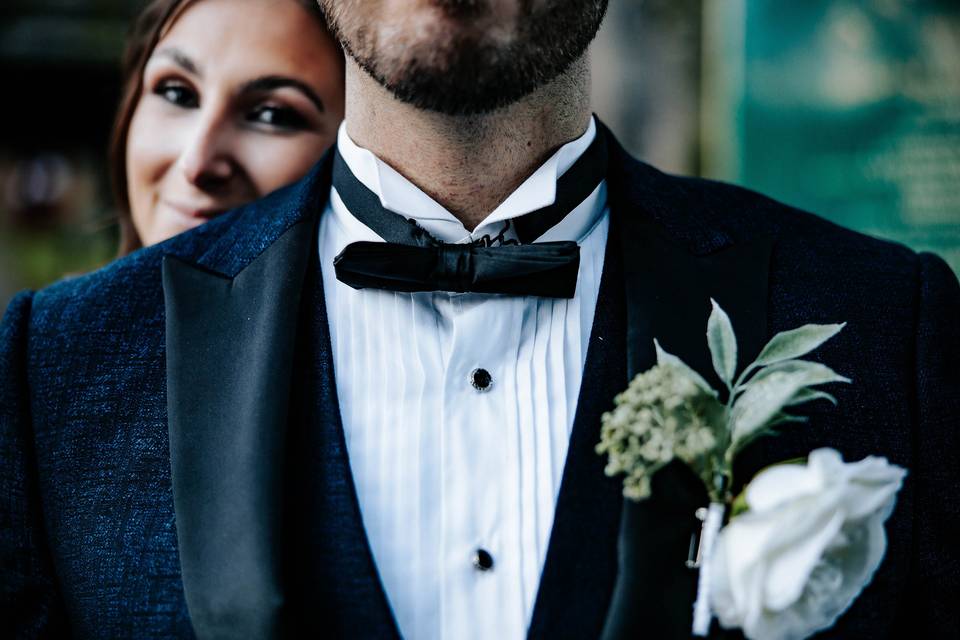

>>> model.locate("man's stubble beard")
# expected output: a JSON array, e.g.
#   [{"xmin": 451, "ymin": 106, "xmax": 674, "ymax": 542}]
[{"xmin": 319, "ymin": 0, "xmax": 609, "ymax": 116}]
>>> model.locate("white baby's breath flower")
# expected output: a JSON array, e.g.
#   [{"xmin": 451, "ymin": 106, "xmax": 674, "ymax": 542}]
[
  {"xmin": 596, "ymin": 360, "xmax": 725, "ymax": 499},
  {"xmin": 710, "ymin": 448, "xmax": 906, "ymax": 640}
]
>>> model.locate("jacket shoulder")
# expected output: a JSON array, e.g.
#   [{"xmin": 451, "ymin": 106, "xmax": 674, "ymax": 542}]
[
  {"xmin": 605, "ymin": 130, "xmax": 918, "ymax": 272},
  {"xmin": 29, "ymin": 242, "xmax": 168, "ymax": 337},
  {"xmin": 679, "ymin": 173, "xmax": 930, "ymax": 305},
  {"xmin": 616, "ymin": 147, "xmax": 924, "ymax": 277},
  {"xmin": 28, "ymin": 153, "xmax": 327, "ymax": 319},
  {"xmin": 688, "ymin": 174, "xmax": 913, "ymax": 257},
  {"xmin": 612, "ymin": 144, "xmax": 934, "ymax": 322},
  {"xmin": 26, "ymin": 187, "xmax": 255, "ymax": 329}
]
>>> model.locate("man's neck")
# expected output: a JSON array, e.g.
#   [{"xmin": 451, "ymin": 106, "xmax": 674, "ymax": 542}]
[{"xmin": 344, "ymin": 56, "xmax": 592, "ymax": 231}]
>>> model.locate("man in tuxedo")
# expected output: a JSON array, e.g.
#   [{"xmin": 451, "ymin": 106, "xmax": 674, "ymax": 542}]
[{"xmin": 2, "ymin": 0, "xmax": 958, "ymax": 638}]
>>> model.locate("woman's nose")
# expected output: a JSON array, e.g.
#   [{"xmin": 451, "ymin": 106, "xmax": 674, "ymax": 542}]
[{"xmin": 179, "ymin": 112, "xmax": 235, "ymax": 188}]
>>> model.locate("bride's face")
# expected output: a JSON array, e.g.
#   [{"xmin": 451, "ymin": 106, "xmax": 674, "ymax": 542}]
[{"xmin": 125, "ymin": 0, "xmax": 344, "ymax": 247}]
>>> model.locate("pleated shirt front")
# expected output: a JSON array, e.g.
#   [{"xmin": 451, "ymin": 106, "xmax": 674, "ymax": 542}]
[{"xmin": 317, "ymin": 118, "xmax": 609, "ymax": 640}]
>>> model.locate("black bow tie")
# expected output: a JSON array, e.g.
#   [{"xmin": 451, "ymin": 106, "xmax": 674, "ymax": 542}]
[{"xmin": 332, "ymin": 128, "xmax": 607, "ymax": 298}]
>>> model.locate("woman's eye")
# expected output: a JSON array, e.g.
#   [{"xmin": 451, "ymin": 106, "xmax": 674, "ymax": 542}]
[
  {"xmin": 153, "ymin": 80, "xmax": 198, "ymax": 108},
  {"xmin": 247, "ymin": 105, "xmax": 309, "ymax": 131}
]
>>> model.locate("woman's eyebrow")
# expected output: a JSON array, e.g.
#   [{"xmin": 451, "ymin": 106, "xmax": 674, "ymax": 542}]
[
  {"xmin": 152, "ymin": 46, "xmax": 201, "ymax": 76},
  {"xmin": 242, "ymin": 76, "xmax": 326, "ymax": 113}
]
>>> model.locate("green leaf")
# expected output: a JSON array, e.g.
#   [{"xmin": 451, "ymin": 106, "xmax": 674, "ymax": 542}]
[
  {"xmin": 766, "ymin": 411, "xmax": 808, "ymax": 427},
  {"xmin": 730, "ymin": 368, "xmax": 835, "ymax": 446},
  {"xmin": 654, "ymin": 339, "xmax": 718, "ymax": 396},
  {"xmin": 785, "ymin": 388, "xmax": 837, "ymax": 407},
  {"xmin": 729, "ymin": 425, "xmax": 778, "ymax": 459},
  {"xmin": 729, "ymin": 412, "xmax": 807, "ymax": 457},
  {"xmin": 707, "ymin": 298, "xmax": 737, "ymax": 387},
  {"xmin": 745, "ymin": 358, "xmax": 851, "ymax": 389},
  {"xmin": 752, "ymin": 323, "xmax": 846, "ymax": 368}
]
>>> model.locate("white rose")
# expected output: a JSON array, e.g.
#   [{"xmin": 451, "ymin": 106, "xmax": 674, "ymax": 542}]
[{"xmin": 710, "ymin": 448, "xmax": 906, "ymax": 640}]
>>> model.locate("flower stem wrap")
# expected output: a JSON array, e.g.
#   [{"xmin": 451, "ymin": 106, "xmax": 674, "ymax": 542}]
[{"xmin": 693, "ymin": 501, "xmax": 727, "ymax": 636}]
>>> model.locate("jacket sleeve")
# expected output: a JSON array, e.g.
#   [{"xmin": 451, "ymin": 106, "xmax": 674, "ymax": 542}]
[
  {"xmin": 0, "ymin": 292, "xmax": 69, "ymax": 637},
  {"xmin": 910, "ymin": 252, "xmax": 960, "ymax": 635}
]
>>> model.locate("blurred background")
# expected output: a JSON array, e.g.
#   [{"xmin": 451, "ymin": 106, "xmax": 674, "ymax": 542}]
[{"xmin": 1, "ymin": 0, "xmax": 958, "ymax": 311}]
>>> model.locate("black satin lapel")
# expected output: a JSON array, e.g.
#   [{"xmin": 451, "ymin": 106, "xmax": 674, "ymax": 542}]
[
  {"xmin": 527, "ymin": 225, "xmax": 626, "ymax": 640},
  {"xmin": 283, "ymin": 246, "xmax": 402, "ymax": 638},
  {"xmin": 162, "ymin": 218, "xmax": 314, "ymax": 640},
  {"xmin": 599, "ymin": 220, "xmax": 774, "ymax": 640}
]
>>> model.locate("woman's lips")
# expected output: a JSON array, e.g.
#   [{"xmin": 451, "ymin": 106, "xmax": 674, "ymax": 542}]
[{"xmin": 163, "ymin": 200, "xmax": 228, "ymax": 220}]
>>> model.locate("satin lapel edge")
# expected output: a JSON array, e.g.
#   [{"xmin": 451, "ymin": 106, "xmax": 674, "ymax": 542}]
[
  {"xmin": 599, "ymin": 215, "xmax": 775, "ymax": 639},
  {"xmin": 525, "ymin": 220, "xmax": 627, "ymax": 640},
  {"xmin": 163, "ymin": 216, "xmax": 315, "ymax": 640}
]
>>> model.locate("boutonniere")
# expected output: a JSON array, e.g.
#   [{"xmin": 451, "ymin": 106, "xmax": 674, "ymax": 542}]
[{"xmin": 596, "ymin": 300, "xmax": 906, "ymax": 640}]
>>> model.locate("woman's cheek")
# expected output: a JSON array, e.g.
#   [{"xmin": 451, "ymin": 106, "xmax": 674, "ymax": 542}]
[
  {"xmin": 243, "ymin": 134, "xmax": 330, "ymax": 195},
  {"xmin": 126, "ymin": 102, "xmax": 185, "ymax": 239},
  {"xmin": 129, "ymin": 103, "xmax": 162, "ymax": 170},
  {"xmin": 126, "ymin": 106, "xmax": 159, "ymax": 233}
]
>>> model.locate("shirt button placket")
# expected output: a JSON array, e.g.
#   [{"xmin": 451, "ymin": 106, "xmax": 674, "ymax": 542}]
[{"xmin": 444, "ymin": 299, "xmax": 503, "ymax": 638}]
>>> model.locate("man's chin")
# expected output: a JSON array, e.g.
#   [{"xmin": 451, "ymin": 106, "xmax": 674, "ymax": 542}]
[
  {"xmin": 326, "ymin": 0, "xmax": 608, "ymax": 115},
  {"xmin": 383, "ymin": 79, "xmax": 533, "ymax": 117},
  {"xmin": 424, "ymin": 0, "xmax": 494, "ymax": 21},
  {"xmin": 358, "ymin": 49, "xmax": 542, "ymax": 116}
]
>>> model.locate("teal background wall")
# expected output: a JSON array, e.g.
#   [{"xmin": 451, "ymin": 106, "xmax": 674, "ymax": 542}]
[{"xmin": 701, "ymin": 0, "xmax": 960, "ymax": 273}]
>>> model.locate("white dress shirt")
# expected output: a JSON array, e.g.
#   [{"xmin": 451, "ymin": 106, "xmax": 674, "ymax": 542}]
[{"xmin": 317, "ymin": 117, "xmax": 609, "ymax": 640}]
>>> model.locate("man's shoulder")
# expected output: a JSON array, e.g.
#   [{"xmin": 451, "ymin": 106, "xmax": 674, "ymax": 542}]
[
  {"xmin": 615, "ymin": 150, "xmax": 921, "ymax": 276},
  {"xmin": 679, "ymin": 173, "xmax": 913, "ymax": 260},
  {"xmin": 28, "ymin": 171, "xmax": 323, "ymax": 335},
  {"xmin": 26, "ymin": 208, "xmax": 232, "ymax": 343},
  {"xmin": 675, "ymin": 171, "xmax": 937, "ymax": 303},
  {"xmin": 27, "ymin": 243, "xmax": 167, "ymax": 346},
  {"xmin": 609, "ymin": 146, "xmax": 960, "ymax": 343}
]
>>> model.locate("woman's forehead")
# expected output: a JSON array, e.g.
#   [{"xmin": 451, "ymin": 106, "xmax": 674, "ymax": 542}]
[{"xmin": 154, "ymin": 0, "xmax": 338, "ymax": 79}]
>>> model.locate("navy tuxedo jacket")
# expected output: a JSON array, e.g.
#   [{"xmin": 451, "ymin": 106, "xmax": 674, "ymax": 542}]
[{"xmin": 2, "ymin": 125, "xmax": 959, "ymax": 639}]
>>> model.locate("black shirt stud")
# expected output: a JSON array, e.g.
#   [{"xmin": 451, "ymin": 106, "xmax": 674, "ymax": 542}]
[
  {"xmin": 473, "ymin": 548, "xmax": 494, "ymax": 571},
  {"xmin": 470, "ymin": 368, "xmax": 492, "ymax": 392}
]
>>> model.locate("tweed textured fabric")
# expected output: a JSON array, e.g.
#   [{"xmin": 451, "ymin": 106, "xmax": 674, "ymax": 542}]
[{"xmin": 0, "ymin": 171, "xmax": 322, "ymax": 638}]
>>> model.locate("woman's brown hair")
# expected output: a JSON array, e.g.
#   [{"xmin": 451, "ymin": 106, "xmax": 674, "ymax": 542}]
[{"xmin": 108, "ymin": 0, "xmax": 334, "ymax": 256}]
